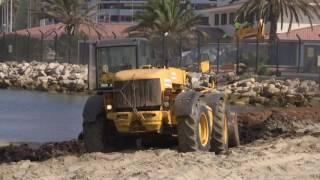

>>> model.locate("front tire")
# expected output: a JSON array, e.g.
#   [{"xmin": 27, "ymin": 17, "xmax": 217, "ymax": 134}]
[
  {"xmin": 82, "ymin": 95, "xmax": 118, "ymax": 153},
  {"xmin": 178, "ymin": 103, "xmax": 211, "ymax": 152},
  {"xmin": 83, "ymin": 113, "xmax": 107, "ymax": 152},
  {"xmin": 211, "ymin": 98, "xmax": 229, "ymax": 154},
  {"xmin": 227, "ymin": 112, "xmax": 240, "ymax": 147}
]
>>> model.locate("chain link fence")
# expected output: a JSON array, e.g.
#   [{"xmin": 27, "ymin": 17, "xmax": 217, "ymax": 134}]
[
  {"xmin": 1, "ymin": 30, "xmax": 320, "ymax": 76},
  {"xmin": 174, "ymin": 37, "xmax": 320, "ymax": 76},
  {"xmin": 0, "ymin": 31, "xmax": 88, "ymax": 64}
]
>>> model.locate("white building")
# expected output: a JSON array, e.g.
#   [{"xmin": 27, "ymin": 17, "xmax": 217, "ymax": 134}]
[
  {"xmin": 87, "ymin": 0, "xmax": 220, "ymax": 23},
  {"xmin": 198, "ymin": 0, "xmax": 320, "ymax": 36},
  {"xmin": 0, "ymin": 0, "xmax": 13, "ymax": 32},
  {"xmin": 198, "ymin": 0, "xmax": 320, "ymax": 73},
  {"xmin": 198, "ymin": 2, "xmax": 244, "ymax": 35}
]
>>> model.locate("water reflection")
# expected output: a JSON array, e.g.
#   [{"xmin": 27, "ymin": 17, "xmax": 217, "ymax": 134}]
[{"xmin": 0, "ymin": 89, "xmax": 88, "ymax": 142}]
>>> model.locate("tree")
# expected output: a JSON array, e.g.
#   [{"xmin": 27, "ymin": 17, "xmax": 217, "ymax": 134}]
[
  {"xmin": 126, "ymin": 0, "xmax": 203, "ymax": 64},
  {"xmin": 39, "ymin": 0, "xmax": 99, "ymax": 36},
  {"xmin": 15, "ymin": 0, "xmax": 27, "ymax": 30},
  {"xmin": 232, "ymin": 0, "xmax": 320, "ymax": 41},
  {"xmin": 127, "ymin": 0, "xmax": 201, "ymax": 38}
]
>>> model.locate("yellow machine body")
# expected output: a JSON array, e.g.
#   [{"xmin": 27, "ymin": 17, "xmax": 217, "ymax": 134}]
[
  {"xmin": 105, "ymin": 67, "xmax": 191, "ymax": 133},
  {"xmin": 235, "ymin": 19, "xmax": 266, "ymax": 41},
  {"xmin": 200, "ymin": 60, "xmax": 210, "ymax": 73},
  {"xmin": 113, "ymin": 67, "xmax": 187, "ymax": 90},
  {"xmin": 83, "ymin": 38, "xmax": 234, "ymax": 153}
]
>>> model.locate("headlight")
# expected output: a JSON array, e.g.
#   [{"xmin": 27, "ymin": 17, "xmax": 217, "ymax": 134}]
[{"xmin": 106, "ymin": 105, "xmax": 112, "ymax": 110}]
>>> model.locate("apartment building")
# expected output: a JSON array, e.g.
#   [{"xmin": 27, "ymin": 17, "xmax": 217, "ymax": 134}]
[
  {"xmin": 198, "ymin": 0, "xmax": 320, "ymax": 73},
  {"xmin": 198, "ymin": 0, "xmax": 320, "ymax": 36},
  {"xmin": 88, "ymin": 0, "xmax": 221, "ymax": 23}
]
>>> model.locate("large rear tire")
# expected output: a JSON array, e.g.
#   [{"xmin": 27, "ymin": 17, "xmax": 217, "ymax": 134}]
[
  {"xmin": 211, "ymin": 98, "xmax": 229, "ymax": 154},
  {"xmin": 178, "ymin": 103, "xmax": 211, "ymax": 152}
]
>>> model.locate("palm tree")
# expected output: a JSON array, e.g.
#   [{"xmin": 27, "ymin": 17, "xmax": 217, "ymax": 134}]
[
  {"xmin": 39, "ymin": 0, "xmax": 99, "ymax": 36},
  {"xmin": 232, "ymin": 0, "xmax": 320, "ymax": 41},
  {"xmin": 126, "ymin": 0, "xmax": 203, "ymax": 64},
  {"xmin": 126, "ymin": 0, "xmax": 202, "ymax": 38}
]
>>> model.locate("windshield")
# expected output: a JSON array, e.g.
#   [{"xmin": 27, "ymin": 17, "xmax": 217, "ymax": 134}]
[{"xmin": 97, "ymin": 46, "xmax": 137, "ymax": 73}]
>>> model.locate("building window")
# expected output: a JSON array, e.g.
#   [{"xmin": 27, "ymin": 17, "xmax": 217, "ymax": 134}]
[
  {"xmin": 247, "ymin": 14, "xmax": 255, "ymax": 24},
  {"xmin": 238, "ymin": 14, "xmax": 245, "ymax": 23},
  {"xmin": 200, "ymin": 17, "xmax": 209, "ymax": 25},
  {"xmin": 214, "ymin": 14, "xmax": 219, "ymax": 25},
  {"xmin": 121, "ymin": 16, "xmax": 133, "ymax": 22},
  {"xmin": 110, "ymin": 15, "xmax": 119, "ymax": 22},
  {"xmin": 221, "ymin": 13, "xmax": 227, "ymax": 25},
  {"xmin": 229, "ymin": 13, "xmax": 235, "ymax": 25}
]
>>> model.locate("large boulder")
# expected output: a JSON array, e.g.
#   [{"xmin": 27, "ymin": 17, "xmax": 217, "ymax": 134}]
[
  {"xmin": 253, "ymin": 96, "xmax": 268, "ymax": 104},
  {"xmin": 70, "ymin": 65, "xmax": 82, "ymax": 74},
  {"xmin": 0, "ymin": 79, "xmax": 10, "ymax": 88},
  {"xmin": 285, "ymin": 79, "xmax": 300, "ymax": 88},
  {"xmin": 53, "ymin": 65, "xmax": 65, "ymax": 77},
  {"xmin": 45, "ymin": 62, "xmax": 60, "ymax": 75},
  {"xmin": 75, "ymin": 79, "xmax": 86, "ymax": 91},
  {"xmin": 263, "ymin": 84, "xmax": 281, "ymax": 96},
  {"xmin": 0, "ymin": 63, "xmax": 9, "ymax": 73},
  {"xmin": 241, "ymin": 90, "xmax": 257, "ymax": 98},
  {"xmin": 36, "ymin": 76, "xmax": 49, "ymax": 90},
  {"xmin": 34, "ymin": 63, "xmax": 47, "ymax": 72},
  {"xmin": 0, "ymin": 72, "xmax": 5, "ymax": 79}
]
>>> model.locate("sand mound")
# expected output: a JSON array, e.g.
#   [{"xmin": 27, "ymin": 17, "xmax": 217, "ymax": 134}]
[
  {"xmin": 1, "ymin": 134, "xmax": 320, "ymax": 179},
  {"xmin": 0, "ymin": 107, "xmax": 320, "ymax": 179}
]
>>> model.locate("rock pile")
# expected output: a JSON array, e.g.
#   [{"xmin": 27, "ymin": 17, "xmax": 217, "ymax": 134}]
[
  {"xmin": 1, "ymin": 61, "xmax": 319, "ymax": 107},
  {"xmin": 219, "ymin": 78, "xmax": 320, "ymax": 107},
  {"xmin": 0, "ymin": 61, "xmax": 88, "ymax": 93}
]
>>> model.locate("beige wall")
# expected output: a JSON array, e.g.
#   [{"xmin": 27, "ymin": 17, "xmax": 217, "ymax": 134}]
[{"xmin": 276, "ymin": 12, "xmax": 320, "ymax": 33}]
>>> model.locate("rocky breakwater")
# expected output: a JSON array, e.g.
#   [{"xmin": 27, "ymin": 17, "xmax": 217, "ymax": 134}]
[
  {"xmin": 0, "ymin": 61, "xmax": 88, "ymax": 93},
  {"xmin": 219, "ymin": 78, "xmax": 320, "ymax": 107}
]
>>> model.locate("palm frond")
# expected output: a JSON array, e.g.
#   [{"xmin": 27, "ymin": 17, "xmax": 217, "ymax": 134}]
[
  {"xmin": 39, "ymin": 0, "xmax": 99, "ymax": 36},
  {"xmin": 235, "ymin": 0, "xmax": 320, "ymax": 41},
  {"xmin": 125, "ymin": 0, "xmax": 202, "ymax": 38}
]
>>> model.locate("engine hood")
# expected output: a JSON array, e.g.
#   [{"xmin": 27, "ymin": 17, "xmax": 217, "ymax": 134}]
[{"xmin": 114, "ymin": 68, "xmax": 187, "ymax": 88}]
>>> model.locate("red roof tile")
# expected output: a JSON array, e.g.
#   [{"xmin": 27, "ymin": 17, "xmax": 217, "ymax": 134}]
[
  {"xmin": 277, "ymin": 25, "xmax": 320, "ymax": 41},
  {"xmin": 6, "ymin": 23, "xmax": 132, "ymax": 40}
]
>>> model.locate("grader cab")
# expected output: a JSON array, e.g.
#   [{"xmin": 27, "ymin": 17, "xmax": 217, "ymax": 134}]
[{"xmin": 82, "ymin": 38, "xmax": 239, "ymax": 153}]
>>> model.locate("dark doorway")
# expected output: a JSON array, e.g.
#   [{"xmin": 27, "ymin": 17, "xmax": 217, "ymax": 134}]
[{"xmin": 303, "ymin": 44, "xmax": 320, "ymax": 73}]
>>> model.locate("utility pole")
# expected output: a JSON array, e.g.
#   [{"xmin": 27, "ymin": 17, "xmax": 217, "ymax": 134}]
[
  {"xmin": 3, "ymin": 0, "xmax": 6, "ymax": 32},
  {"xmin": 6, "ymin": 0, "xmax": 8, "ymax": 32},
  {"xmin": 9, "ymin": 0, "xmax": 12, "ymax": 32},
  {"xmin": 27, "ymin": 0, "xmax": 31, "ymax": 28},
  {"xmin": 96, "ymin": 0, "xmax": 100, "ymax": 23},
  {"xmin": 1, "ymin": 0, "xmax": 3, "ymax": 32},
  {"xmin": 131, "ymin": 0, "xmax": 133, "ymax": 23}
]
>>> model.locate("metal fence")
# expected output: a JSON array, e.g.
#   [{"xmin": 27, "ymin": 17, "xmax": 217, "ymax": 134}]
[
  {"xmin": 1, "ymin": 30, "xmax": 320, "ymax": 76},
  {"xmin": 172, "ymin": 37, "xmax": 320, "ymax": 75},
  {"xmin": 0, "ymin": 31, "xmax": 87, "ymax": 64}
]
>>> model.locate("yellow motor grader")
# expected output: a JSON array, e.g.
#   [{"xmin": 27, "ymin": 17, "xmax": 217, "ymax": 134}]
[{"xmin": 82, "ymin": 38, "xmax": 239, "ymax": 153}]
